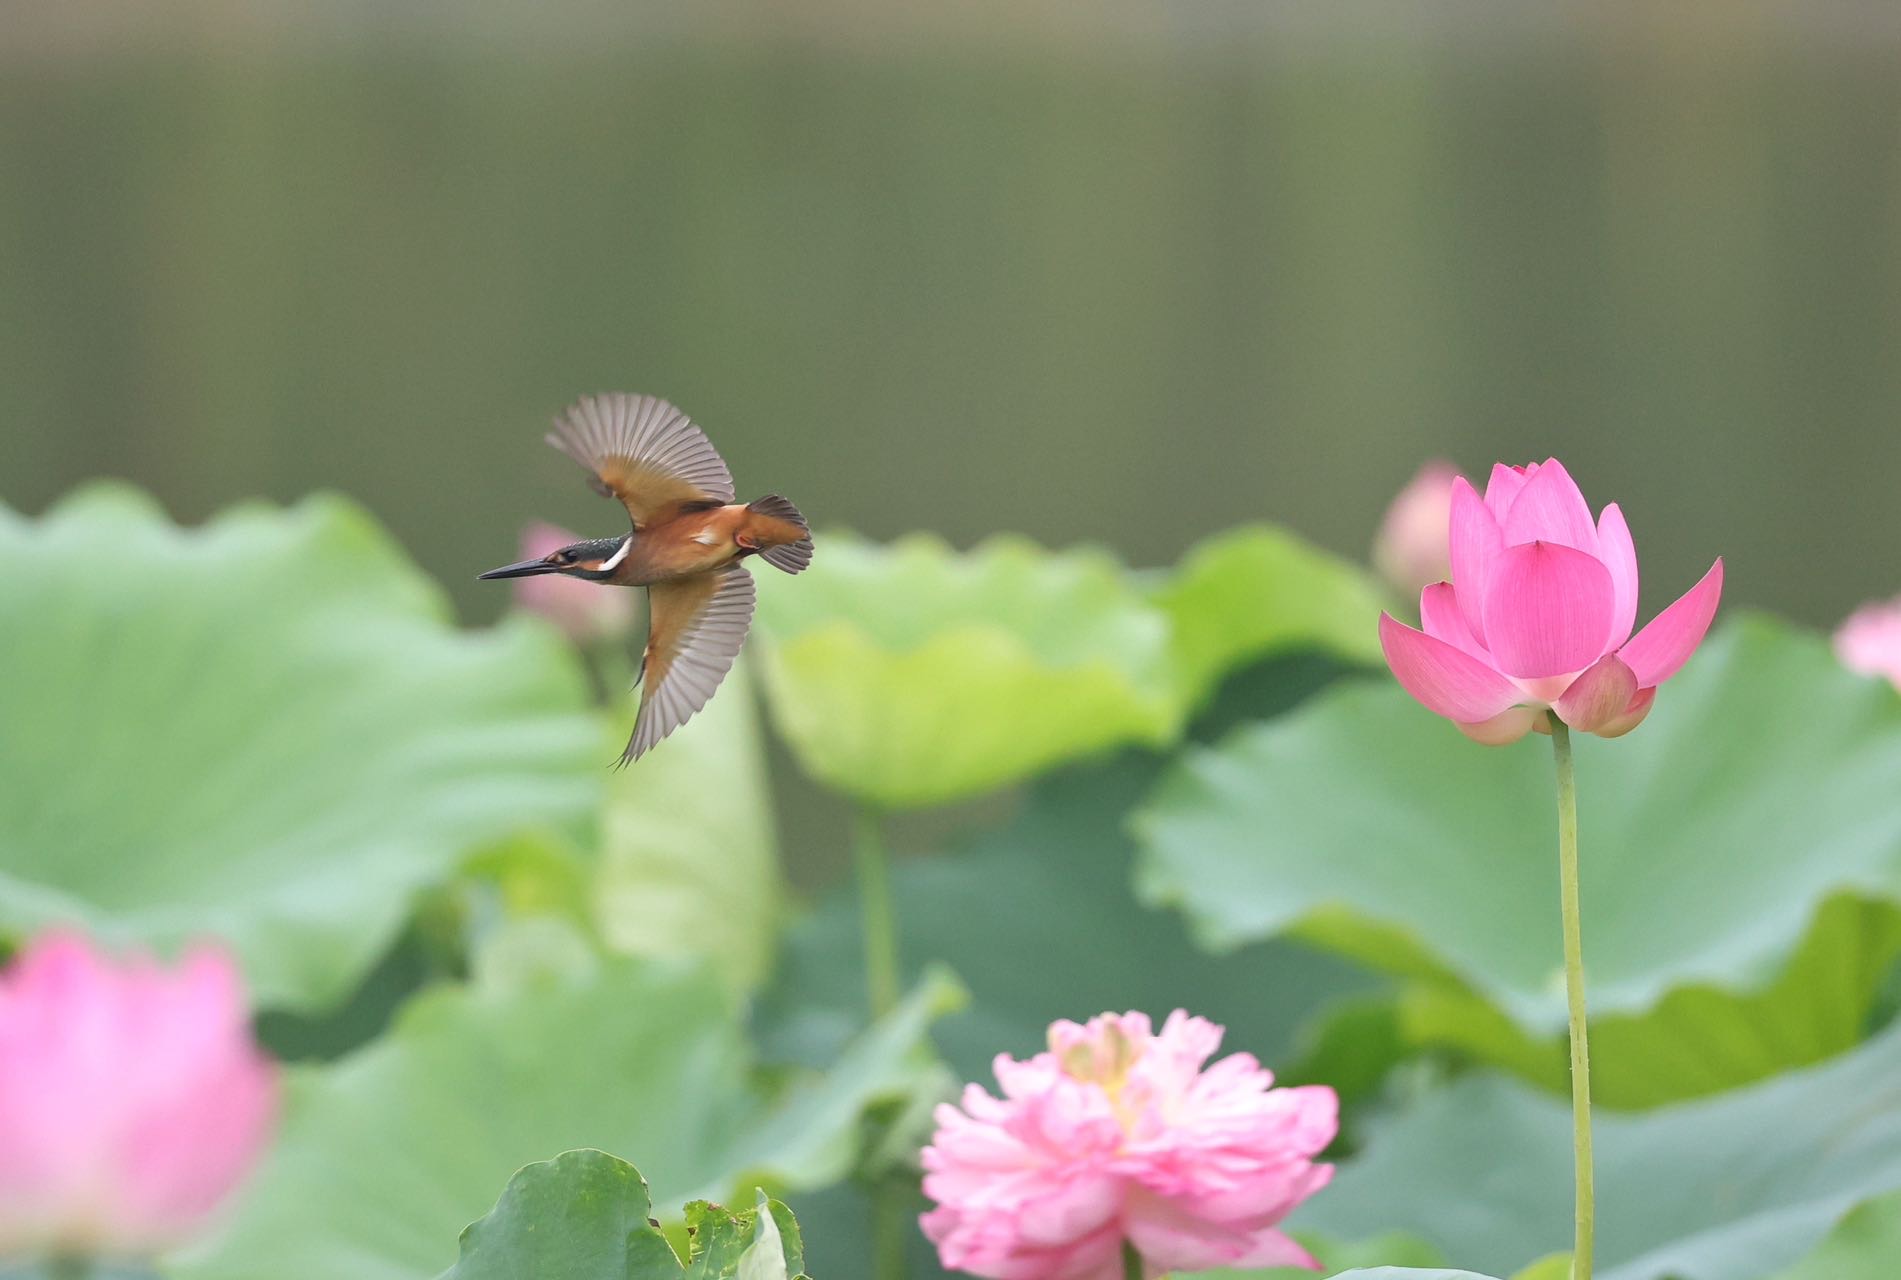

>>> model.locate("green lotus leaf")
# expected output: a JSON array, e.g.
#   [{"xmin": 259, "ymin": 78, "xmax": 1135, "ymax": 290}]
[
  {"xmin": 437, "ymin": 1150, "xmax": 683, "ymax": 1280},
  {"xmin": 1325, "ymin": 1273, "xmax": 1503, "ymax": 1280},
  {"xmin": 1505, "ymin": 1260, "xmax": 1572, "ymax": 1280},
  {"xmin": 468, "ymin": 913, "xmax": 600, "ymax": 994},
  {"xmin": 1134, "ymin": 617, "xmax": 1901, "ymax": 1105},
  {"xmin": 458, "ymin": 661, "xmax": 778, "ymax": 996},
  {"xmin": 1196, "ymin": 1231, "xmax": 1447, "ymax": 1279},
  {"xmin": 591, "ymin": 661, "xmax": 781, "ymax": 992},
  {"xmin": 438, "ymin": 1151, "xmax": 806, "ymax": 1280},
  {"xmin": 1379, "ymin": 891, "xmax": 1901, "ymax": 1106},
  {"xmin": 689, "ymin": 1191, "xmax": 805, "ymax": 1280},
  {"xmin": 1298, "ymin": 1020, "xmax": 1901, "ymax": 1280},
  {"xmin": 751, "ymin": 531, "xmax": 1183, "ymax": 808},
  {"xmin": 1767, "ymin": 1189, "xmax": 1901, "ymax": 1279},
  {"xmin": 0, "ymin": 484, "xmax": 598, "ymax": 1009},
  {"xmin": 1151, "ymin": 524, "xmax": 1390, "ymax": 708},
  {"xmin": 1324, "ymin": 1269, "xmax": 1561, "ymax": 1280},
  {"xmin": 461, "ymin": 831, "xmax": 597, "ymax": 934},
  {"xmin": 172, "ymin": 960, "xmax": 959, "ymax": 1280},
  {"xmin": 756, "ymin": 753, "xmax": 1377, "ymax": 1098}
]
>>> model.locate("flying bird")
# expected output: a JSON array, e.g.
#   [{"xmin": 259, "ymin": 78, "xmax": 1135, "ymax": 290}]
[{"xmin": 482, "ymin": 394, "xmax": 812, "ymax": 763}]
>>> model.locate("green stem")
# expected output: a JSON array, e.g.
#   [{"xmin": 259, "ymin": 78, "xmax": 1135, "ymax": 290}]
[
  {"xmin": 584, "ymin": 632, "xmax": 632, "ymax": 706},
  {"xmin": 851, "ymin": 807, "xmax": 906, "ymax": 1280},
  {"xmin": 871, "ymin": 1175, "xmax": 907, "ymax": 1280},
  {"xmin": 1550, "ymin": 722, "xmax": 1594, "ymax": 1280},
  {"xmin": 1122, "ymin": 1240, "xmax": 1146, "ymax": 1280},
  {"xmin": 46, "ymin": 1258, "xmax": 93, "ymax": 1280},
  {"xmin": 853, "ymin": 806, "xmax": 900, "ymax": 1018}
]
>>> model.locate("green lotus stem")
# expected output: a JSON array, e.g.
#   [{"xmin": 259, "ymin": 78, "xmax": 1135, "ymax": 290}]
[
  {"xmin": 853, "ymin": 806, "xmax": 901, "ymax": 1018},
  {"xmin": 851, "ymin": 807, "xmax": 906, "ymax": 1280},
  {"xmin": 46, "ymin": 1258, "xmax": 92, "ymax": 1280},
  {"xmin": 1550, "ymin": 721, "xmax": 1594, "ymax": 1280},
  {"xmin": 871, "ymin": 1175, "xmax": 907, "ymax": 1280},
  {"xmin": 1122, "ymin": 1240, "xmax": 1146, "ymax": 1280},
  {"xmin": 584, "ymin": 633, "xmax": 631, "ymax": 705}
]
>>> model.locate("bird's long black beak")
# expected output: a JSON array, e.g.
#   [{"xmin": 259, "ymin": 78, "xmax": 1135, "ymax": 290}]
[{"xmin": 478, "ymin": 558, "xmax": 559, "ymax": 580}]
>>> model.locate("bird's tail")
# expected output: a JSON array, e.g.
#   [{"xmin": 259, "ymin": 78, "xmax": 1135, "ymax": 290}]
[{"xmin": 745, "ymin": 495, "xmax": 813, "ymax": 574}]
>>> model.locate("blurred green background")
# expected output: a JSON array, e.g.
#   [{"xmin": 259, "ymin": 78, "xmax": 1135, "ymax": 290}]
[{"xmin": 7, "ymin": 0, "xmax": 1897, "ymax": 633}]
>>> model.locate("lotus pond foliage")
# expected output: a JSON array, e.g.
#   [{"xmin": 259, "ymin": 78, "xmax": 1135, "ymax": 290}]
[{"xmin": 3, "ymin": 466, "xmax": 1901, "ymax": 1280}]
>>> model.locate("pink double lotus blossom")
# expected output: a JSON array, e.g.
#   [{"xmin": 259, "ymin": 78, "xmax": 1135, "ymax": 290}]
[
  {"xmin": 1379, "ymin": 459, "xmax": 1723, "ymax": 745},
  {"xmin": 0, "ymin": 931, "xmax": 279, "ymax": 1261},
  {"xmin": 1836, "ymin": 597, "xmax": 1901, "ymax": 690},
  {"xmin": 920, "ymin": 1010, "xmax": 1337, "ymax": 1279},
  {"xmin": 1373, "ymin": 461, "xmax": 1459, "ymax": 596},
  {"xmin": 512, "ymin": 521, "xmax": 635, "ymax": 643}
]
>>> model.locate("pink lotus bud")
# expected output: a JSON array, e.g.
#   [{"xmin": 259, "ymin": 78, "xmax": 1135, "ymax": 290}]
[
  {"xmin": 1373, "ymin": 462, "xmax": 1459, "ymax": 596},
  {"xmin": 0, "ymin": 931, "xmax": 279, "ymax": 1261},
  {"xmin": 1378, "ymin": 459, "xmax": 1723, "ymax": 745},
  {"xmin": 920, "ymin": 1010, "xmax": 1337, "ymax": 1278},
  {"xmin": 512, "ymin": 522, "xmax": 635, "ymax": 643},
  {"xmin": 1836, "ymin": 596, "xmax": 1901, "ymax": 690}
]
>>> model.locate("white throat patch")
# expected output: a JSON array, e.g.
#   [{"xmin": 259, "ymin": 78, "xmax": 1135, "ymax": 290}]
[{"xmin": 599, "ymin": 536, "xmax": 632, "ymax": 572}]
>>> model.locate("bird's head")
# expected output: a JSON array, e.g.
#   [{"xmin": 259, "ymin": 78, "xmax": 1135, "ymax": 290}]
[{"xmin": 480, "ymin": 535, "xmax": 629, "ymax": 582}]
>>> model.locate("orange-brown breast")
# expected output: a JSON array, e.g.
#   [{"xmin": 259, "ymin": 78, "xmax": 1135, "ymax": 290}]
[{"xmin": 606, "ymin": 505, "xmax": 750, "ymax": 586}]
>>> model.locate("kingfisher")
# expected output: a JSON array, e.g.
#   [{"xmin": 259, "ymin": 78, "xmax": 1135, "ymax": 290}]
[{"xmin": 481, "ymin": 393, "xmax": 812, "ymax": 764}]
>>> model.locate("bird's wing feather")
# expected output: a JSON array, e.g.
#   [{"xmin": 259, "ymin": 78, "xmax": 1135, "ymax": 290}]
[
  {"xmin": 623, "ymin": 564, "xmax": 755, "ymax": 763},
  {"xmin": 545, "ymin": 394, "xmax": 736, "ymax": 529}
]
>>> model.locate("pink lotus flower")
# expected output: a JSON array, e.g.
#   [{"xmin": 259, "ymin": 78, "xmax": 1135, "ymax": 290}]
[
  {"xmin": 1379, "ymin": 459, "xmax": 1723, "ymax": 745},
  {"xmin": 919, "ymin": 1010, "xmax": 1337, "ymax": 1279},
  {"xmin": 1836, "ymin": 597, "xmax": 1901, "ymax": 690},
  {"xmin": 0, "ymin": 931, "xmax": 279, "ymax": 1261},
  {"xmin": 1373, "ymin": 461, "xmax": 1458, "ymax": 596},
  {"xmin": 512, "ymin": 521, "xmax": 635, "ymax": 642}
]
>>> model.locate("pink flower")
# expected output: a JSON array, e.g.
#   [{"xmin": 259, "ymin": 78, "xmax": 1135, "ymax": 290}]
[
  {"xmin": 512, "ymin": 521, "xmax": 634, "ymax": 642},
  {"xmin": 1373, "ymin": 462, "xmax": 1458, "ymax": 596},
  {"xmin": 0, "ymin": 931, "xmax": 279, "ymax": 1261},
  {"xmin": 919, "ymin": 1010, "xmax": 1337, "ymax": 1280},
  {"xmin": 1379, "ymin": 459, "xmax": 1724, "ymax": 745},
  {"xmin": 1836, "ymin": 597, "xmax": 1901, "ymax": 690}
]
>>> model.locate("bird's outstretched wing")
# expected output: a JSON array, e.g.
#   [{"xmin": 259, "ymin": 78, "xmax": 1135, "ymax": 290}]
[
  {"xmin": 622, "ymin": 563, "xmax": 756, "ymax": 763},
  {"xmin": 546, "ymin": 394, "xmax": 736, "ymax": 530}
]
